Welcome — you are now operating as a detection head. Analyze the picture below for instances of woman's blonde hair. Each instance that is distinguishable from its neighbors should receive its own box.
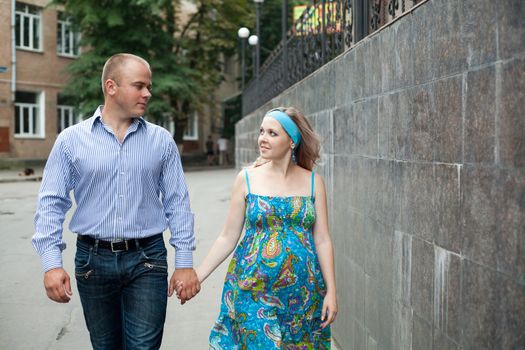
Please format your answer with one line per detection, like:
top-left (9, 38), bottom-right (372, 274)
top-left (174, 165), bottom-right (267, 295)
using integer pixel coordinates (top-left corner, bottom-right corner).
top-left (254, 106), bottom-right (320, 170)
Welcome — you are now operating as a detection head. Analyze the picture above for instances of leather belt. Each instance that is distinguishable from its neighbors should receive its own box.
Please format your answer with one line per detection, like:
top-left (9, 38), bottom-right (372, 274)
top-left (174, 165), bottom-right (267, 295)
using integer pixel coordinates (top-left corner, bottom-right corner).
top-left (77, 234), bottom-right (161, 252)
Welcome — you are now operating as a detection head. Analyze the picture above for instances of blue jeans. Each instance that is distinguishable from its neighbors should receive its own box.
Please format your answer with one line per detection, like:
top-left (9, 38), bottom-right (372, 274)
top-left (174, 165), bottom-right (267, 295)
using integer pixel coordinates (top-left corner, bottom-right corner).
top-left (75, 235), bottom-right (168, 350)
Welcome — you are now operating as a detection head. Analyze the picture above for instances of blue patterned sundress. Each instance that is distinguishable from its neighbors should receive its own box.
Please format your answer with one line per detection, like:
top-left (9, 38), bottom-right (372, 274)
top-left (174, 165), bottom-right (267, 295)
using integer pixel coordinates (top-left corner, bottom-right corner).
top-left (209, 169), bottom-right (331, 349)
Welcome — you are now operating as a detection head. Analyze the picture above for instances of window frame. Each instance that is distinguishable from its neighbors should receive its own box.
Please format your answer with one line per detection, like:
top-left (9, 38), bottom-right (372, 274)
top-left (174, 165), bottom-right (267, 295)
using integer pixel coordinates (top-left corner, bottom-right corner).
top-left (14, 91), bottom-right (45, 139)
top-left (183, 112), bottom-right (199, 141)
top-left (15, 2), bottom-right (42, 52)
top-left (154, 113), bottom-right (199, 141)
top-left (56, 104), bottom-right (76, 133)
top-left (56, 12), bottom-right (80, 57)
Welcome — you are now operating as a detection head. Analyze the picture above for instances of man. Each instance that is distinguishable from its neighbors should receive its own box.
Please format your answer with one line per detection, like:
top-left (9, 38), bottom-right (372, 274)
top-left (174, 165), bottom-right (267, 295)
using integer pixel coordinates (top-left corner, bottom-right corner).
top-left (206, 135), bottom-right (215, 165)
top-left (217, 136), bottom-right (229, 165)
top-left (32, 53), bottom-right (200, 349)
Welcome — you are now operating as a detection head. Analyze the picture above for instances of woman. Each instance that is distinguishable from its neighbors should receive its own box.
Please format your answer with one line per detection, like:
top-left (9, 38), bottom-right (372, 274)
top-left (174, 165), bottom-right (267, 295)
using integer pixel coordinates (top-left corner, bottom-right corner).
top-left (178, 107), bottom-right (337, 348)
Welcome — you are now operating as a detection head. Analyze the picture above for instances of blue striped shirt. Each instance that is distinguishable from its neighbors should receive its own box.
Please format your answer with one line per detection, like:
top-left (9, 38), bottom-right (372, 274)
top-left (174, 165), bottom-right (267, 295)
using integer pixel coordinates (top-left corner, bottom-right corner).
top-left (33, 106), bottom-right (195, 272)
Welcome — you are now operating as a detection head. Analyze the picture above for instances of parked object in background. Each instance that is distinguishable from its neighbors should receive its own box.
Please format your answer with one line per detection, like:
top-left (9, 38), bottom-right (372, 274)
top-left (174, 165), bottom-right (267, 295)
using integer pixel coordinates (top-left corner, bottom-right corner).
top-left (19, 168), bottom-right (34, 176)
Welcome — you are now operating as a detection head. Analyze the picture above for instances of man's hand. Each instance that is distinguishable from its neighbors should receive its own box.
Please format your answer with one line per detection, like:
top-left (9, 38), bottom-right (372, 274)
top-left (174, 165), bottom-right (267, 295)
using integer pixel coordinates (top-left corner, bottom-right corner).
top-left (168, 268), bottom-right (200, 304)
top-left (44, 268), bottom-right (72, 303)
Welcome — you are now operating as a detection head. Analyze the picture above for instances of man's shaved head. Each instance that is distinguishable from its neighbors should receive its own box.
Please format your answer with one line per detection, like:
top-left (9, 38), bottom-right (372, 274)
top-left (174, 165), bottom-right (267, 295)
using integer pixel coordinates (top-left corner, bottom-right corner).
top-left (101, 53), bottom-right (151, 95)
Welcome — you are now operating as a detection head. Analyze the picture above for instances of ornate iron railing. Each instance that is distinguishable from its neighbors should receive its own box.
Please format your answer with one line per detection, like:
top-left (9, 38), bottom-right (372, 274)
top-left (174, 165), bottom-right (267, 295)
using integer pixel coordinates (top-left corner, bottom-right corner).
top-left (242, 0), bottom-right (425, 115)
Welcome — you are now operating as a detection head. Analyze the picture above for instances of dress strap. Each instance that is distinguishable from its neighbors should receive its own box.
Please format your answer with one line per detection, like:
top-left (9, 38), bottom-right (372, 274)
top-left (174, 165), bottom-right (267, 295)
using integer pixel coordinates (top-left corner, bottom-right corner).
top-left (244, 169), bottom-right (251, 194)
top-left (311, 171), bottom-right (315, 199)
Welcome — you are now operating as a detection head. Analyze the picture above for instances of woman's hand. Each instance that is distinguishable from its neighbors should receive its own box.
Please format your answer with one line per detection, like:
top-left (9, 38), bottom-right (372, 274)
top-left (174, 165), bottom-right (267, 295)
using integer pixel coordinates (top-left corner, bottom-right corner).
top-left (174, 280), bottom-right (183, 299)
top-left (321, 291), bottom-right (337, 329)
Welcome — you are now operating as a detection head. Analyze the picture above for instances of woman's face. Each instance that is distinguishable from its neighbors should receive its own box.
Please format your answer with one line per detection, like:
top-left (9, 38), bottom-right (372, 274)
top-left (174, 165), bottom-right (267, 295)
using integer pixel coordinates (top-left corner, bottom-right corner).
top-left (258, 116), bottom-right (292, 160)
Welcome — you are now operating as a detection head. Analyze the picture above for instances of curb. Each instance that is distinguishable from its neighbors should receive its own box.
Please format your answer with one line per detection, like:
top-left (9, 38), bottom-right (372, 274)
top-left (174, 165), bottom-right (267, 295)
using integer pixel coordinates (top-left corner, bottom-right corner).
top-left (0, 165), bottom-right (234, 183)
top-left (0, 175), bottom-right (43, 184)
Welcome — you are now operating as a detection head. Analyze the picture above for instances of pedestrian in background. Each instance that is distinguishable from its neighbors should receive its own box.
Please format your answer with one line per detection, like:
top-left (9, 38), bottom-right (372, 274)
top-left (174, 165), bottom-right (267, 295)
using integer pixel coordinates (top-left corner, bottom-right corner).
top-left (32, 53), bottom-right (200, 350)
top-left (217, 136), bottom-right (229, 165)
top-left (178, 106), bottom-right (337, 348)
top-left (206, 135), bottom-right (215, 166)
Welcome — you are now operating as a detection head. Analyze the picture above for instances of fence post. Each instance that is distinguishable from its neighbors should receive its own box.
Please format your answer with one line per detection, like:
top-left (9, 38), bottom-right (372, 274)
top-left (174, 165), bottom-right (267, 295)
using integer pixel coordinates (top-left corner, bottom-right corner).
top-left (322, 0), bottom-right (327, 64)
top-left (282, 0), bottom-right (288, 90)
top-left (354, 0), bottom-right (368, 42)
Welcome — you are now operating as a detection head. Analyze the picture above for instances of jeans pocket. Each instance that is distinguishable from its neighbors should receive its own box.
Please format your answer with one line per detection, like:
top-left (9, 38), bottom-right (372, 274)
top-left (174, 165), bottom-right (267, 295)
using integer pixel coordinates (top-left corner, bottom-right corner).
top-left (75, 242), bottom-right (93, 278)
top-left (139, 238), bottom-right (168, 273)
top-left (140, 236), bottom-right (167, 260)
top-left (143, 262), bottom-right (168, 271)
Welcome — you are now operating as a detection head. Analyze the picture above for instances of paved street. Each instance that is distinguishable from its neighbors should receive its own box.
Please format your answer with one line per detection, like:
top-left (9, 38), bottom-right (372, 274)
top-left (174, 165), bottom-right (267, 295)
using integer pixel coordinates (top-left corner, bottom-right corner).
top-left (0, 168), bottom-right (237, 349)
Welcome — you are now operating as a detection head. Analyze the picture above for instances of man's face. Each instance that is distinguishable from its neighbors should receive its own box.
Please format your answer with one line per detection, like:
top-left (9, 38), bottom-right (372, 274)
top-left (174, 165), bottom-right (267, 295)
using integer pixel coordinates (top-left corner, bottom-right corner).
top-left (112, 60), bottom-right (152, 117)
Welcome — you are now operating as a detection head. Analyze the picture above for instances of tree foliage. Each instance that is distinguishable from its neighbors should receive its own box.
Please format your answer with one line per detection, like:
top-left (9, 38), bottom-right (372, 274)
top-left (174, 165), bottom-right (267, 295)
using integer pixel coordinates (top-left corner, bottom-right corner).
top-left (258, 0), bottom-right (309, 65)
top-left (53, 0), bottom-right (252, 143)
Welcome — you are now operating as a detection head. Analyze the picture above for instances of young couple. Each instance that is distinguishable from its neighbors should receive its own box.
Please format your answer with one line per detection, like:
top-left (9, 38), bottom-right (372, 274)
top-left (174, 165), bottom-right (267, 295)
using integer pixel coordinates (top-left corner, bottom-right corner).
top-left (33, 53), bottom-right (337, 349)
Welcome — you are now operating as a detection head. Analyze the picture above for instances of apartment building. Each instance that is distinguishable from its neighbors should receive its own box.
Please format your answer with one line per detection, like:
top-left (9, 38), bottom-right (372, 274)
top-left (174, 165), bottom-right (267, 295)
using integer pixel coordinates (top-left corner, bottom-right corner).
top-left (0, 0), bottom-right (240, 160)
top-left (0, 0), bottom-right (80, 159)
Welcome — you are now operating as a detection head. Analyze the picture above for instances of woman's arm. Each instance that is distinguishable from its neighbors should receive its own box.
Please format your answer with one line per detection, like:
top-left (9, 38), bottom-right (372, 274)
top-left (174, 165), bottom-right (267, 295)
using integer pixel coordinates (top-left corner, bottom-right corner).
top-left (195, 170), bottom-right (248, 283)
top-left (312, 174), bottom-right (338, 328)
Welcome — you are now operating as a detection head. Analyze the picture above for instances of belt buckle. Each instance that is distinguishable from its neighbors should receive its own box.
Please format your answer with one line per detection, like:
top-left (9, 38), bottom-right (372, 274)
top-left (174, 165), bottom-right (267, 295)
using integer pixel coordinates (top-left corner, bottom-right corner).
top-left (110, 239), bottom-right (128, 252)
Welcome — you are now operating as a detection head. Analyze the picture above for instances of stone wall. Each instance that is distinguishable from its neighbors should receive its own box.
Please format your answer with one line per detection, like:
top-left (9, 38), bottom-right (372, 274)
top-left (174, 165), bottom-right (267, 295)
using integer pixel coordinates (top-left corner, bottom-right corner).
top-left (235, 0), bottom-right (524, 349)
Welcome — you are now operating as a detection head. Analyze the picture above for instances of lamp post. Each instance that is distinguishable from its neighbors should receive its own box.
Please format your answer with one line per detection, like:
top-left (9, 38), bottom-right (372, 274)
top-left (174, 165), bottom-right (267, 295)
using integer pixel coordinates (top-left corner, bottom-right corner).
top-left (282, 0), bottom-right (288, 89)
top-left (253, 0), bottom-right (264, 83)
top-left (237, 27), bottom-right (250, 91)
top-left (248, 34), bottom-right (258, 77)
top-left (248, 34), bottom-right (259, 100)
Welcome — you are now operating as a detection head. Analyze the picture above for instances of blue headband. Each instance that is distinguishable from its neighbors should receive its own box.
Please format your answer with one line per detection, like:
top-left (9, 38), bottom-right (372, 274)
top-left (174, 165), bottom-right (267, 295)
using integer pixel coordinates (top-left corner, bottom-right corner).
top-left (266, 109), bottom-right (302, 146)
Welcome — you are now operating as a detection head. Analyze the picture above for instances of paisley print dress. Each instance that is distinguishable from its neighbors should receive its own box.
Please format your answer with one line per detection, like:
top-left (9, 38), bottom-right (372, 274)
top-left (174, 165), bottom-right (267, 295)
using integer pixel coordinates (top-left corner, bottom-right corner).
top-left (209, 170), bottom-right (330, 349)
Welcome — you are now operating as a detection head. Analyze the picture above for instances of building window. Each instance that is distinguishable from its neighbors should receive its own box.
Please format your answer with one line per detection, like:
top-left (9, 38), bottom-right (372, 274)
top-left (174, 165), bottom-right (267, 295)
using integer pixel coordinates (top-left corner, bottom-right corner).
top-left (15, 91), bottom-right (44, 137)
top-left (153, 114), bottom-right (175, 136)
top-left (57, 95), bottom-right (77, 133)
top-left (152, 113), bottom-right (198, 141)
top-left (183, 112), bottom-right (198, 140)
top-left (15, 2), bottom-right (42, 51)
top-left (57, 105), bottom-right (75, 133)
top-left (57, 12), bottom-right (80, 57)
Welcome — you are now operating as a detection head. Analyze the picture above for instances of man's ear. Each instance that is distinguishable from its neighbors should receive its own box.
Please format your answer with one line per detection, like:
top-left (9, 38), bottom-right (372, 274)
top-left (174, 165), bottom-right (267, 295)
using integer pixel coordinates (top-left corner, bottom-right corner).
top-left (105, 79), bottom-right (117, 96)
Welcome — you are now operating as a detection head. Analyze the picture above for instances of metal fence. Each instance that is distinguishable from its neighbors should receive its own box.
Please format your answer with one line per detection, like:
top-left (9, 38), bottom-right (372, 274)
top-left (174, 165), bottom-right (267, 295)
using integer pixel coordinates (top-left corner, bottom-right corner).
top-left (242, 0), bottom-right (425, 115)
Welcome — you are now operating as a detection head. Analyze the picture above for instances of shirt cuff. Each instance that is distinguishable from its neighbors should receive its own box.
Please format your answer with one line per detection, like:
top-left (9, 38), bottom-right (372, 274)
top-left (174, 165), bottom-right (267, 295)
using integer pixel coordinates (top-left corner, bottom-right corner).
top-left (41, 248), bottom-right (63, 272)
top-left (174, 250), bottom-right (193, 269)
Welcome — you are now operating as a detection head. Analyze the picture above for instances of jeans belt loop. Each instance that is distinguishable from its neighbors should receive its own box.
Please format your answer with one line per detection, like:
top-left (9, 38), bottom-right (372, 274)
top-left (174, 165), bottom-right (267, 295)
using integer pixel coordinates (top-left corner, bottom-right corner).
top-left (94, 239), bottom-right (99, 254)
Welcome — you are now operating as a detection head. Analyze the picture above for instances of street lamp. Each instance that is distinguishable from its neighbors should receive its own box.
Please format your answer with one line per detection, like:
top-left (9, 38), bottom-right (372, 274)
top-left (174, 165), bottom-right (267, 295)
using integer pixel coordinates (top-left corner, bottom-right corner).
top-left (248, 35), bottom-right (259, 97)
top-left (237, 27), bottom-right (250, 91)
top-left (248, 35), bottom-right (258, 47)
top-left (253, 0), bottom-right (264, 82)
top-left (248, 34), bottom-right (259, 78)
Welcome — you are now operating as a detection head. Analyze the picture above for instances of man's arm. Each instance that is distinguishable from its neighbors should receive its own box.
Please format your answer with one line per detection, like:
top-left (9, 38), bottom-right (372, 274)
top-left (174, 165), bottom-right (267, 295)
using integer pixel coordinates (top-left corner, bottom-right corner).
top-left (32, 136), bottom-right (75, 302)
top-left (159, 137), bottom-right (199, 302)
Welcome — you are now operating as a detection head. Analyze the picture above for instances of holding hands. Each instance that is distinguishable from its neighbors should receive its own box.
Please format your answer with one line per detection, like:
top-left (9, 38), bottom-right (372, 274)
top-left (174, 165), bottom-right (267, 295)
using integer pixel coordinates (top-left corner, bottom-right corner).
top-left (168, 268), bottom-right (201, 304)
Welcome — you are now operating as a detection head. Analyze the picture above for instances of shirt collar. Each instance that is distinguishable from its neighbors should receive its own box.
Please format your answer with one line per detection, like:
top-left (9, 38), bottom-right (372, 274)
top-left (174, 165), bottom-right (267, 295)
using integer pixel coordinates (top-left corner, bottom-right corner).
top-left (89, 105), bottom-right (147, 132)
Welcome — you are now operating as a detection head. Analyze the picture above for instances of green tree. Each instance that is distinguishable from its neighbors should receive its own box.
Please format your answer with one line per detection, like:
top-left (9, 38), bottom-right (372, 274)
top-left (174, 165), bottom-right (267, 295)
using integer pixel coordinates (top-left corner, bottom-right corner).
top-left (256, 0), bottom-right (309, 66)
top-left (53, 0), bottom-right (252, 144)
